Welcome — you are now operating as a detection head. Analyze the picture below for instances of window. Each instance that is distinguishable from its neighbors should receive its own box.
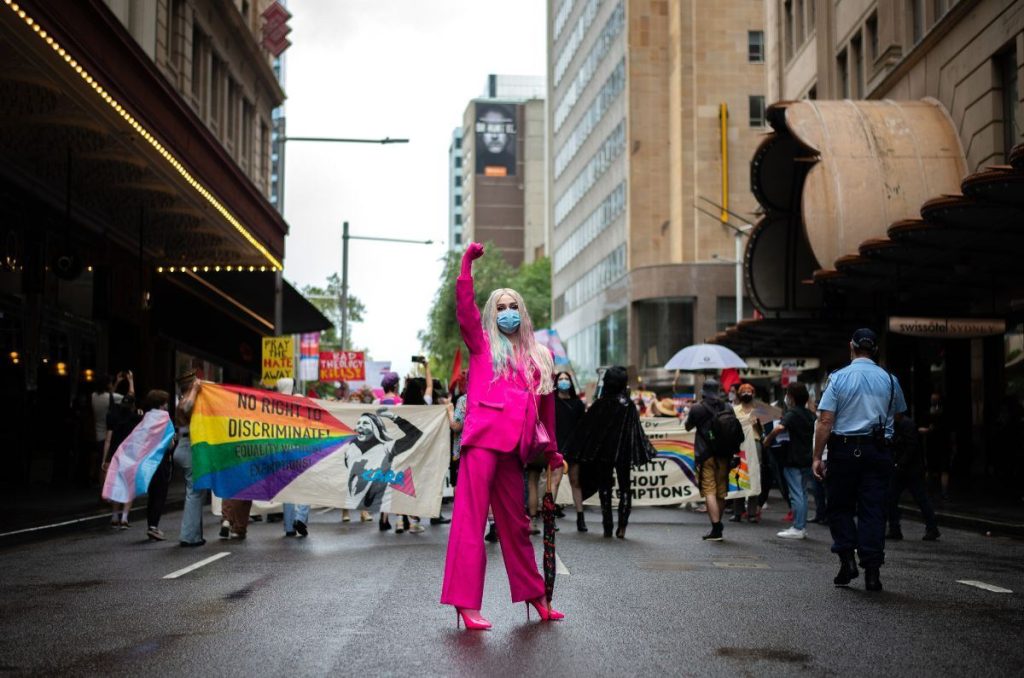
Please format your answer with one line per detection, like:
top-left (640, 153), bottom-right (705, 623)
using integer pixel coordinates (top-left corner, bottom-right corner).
top-left (553, 120), bottom-right (626, 226)
top-left (553, 181), bottom-right (626, 272)
top-left (241, 100), bottom-right (254, 173)
top-left (563, 308), bottom-right (627, 387)
top-left (911, 0), bottom-right (925, 44)
top-left (554, 58), bottom-right (625, 178)
top-left (636, 298), bottom-right (694, 369)
top-left (851, 34), bottom-right (863, 98)
top-left (716, 297), bottom-right (752, 331)
top-left (866, 13), bottom-right (878, 63)
top-left (167, 0), bottom-right (185, 70)
top-left (455, 175), bottom-right (463, 187)
top-left (259, 121), bottom-right (269, 189)
top-left (997, 48), bottom-right (1020, 161)
top-left (455, 214), bottom-right (463, 225)
top-left (748, 31), bottom-right (764, 63)
top-left (210, 53), bottom-right (224, 130)
top-left (190, 24), bottom-right (207, 110)
top-left (837, 49), bottom-right (849, 98)
top-left (553, 2), bottom-right (625, 131)
top-left (933, 0), bottom-right (949, 20)
top-left (455, 195), bottom-right (462, 206)
top-left (454, 233), bottom-right (462, 245)
top-left (227, 79), bottom-right (239, 148)
top-left (455, 156), bottom-right (462, 168)
top-left (784, 1), bottom-right (794, 60)
top-left (748, 95), bottom-right (766, 127)
top-left (795, 0), bottom-right (805, 45)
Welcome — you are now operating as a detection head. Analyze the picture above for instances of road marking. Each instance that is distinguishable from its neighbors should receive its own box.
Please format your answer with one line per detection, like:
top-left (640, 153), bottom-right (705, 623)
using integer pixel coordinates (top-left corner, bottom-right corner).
top-left (555, 553), bottom-right (570, 575)
top-left (713, 561), bottom-right (770, 569)
top-left (163, 552), bottom-right (231, 579)
top-left (957, 580), bottom-right (1013, 594)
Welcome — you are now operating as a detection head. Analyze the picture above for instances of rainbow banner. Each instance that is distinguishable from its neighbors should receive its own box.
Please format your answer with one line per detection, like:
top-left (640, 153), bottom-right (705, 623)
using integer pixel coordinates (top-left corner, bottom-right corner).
top-left (556, 418), bottom-right (760, 507)
top-left (102, 409), bottom-right (175, 504)
top-left (190, 383), bottom-right (451, 516)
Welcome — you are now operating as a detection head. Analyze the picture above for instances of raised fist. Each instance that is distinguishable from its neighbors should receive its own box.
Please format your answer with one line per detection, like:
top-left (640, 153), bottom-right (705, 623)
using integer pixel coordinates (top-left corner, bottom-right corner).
top-left (466, 242), bottom-right (485, 260)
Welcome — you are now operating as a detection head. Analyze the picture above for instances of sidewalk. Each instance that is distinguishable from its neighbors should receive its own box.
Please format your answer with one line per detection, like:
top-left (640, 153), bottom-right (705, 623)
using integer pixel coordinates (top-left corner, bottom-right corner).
top-left (0, 478), bottom-right (186, 546)
top-left (898, 480), bottom-right (1024, 538)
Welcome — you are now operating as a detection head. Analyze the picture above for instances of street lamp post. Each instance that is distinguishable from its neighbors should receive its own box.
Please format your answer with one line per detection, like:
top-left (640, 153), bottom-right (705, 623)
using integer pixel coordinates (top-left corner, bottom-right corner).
top-left (696, 199), bottom-right (752, 326)
top-left (338, 221), bottom-right (433, 349)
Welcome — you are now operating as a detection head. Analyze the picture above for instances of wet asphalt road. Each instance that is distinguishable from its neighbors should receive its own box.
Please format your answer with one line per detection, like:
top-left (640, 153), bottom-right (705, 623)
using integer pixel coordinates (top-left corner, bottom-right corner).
top-left (0, 504), bottom-right (1021, 677)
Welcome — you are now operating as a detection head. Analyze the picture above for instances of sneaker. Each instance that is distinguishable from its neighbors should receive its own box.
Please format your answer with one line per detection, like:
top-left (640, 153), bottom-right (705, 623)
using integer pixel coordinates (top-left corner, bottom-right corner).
top-left (229, 532), bottom-right (246, 540)
top-left (408, 523), bottom-right (425, 534)
top-left (284, 531), bottom-right (297, 537)
top-left (294, 520), bottom-right (308, 537)
top-left (219, 521), bottom-right (230, 540)
top-left (119, 521), bottom-right (130, 530)
top-left (529, 516), bottom-right (540, 535)
top-left (146, 526), bottom-right (166, 541)
top-left (179, 539), bottom-right (206, 547)
top-left (922, 528), bottom-right (941, 541)
top-left (776, 527), bottom-right (807, 539)
top-left (360, 511), bottom-right (373, 522)
top-left (429, 516), bottom-right (451, 525)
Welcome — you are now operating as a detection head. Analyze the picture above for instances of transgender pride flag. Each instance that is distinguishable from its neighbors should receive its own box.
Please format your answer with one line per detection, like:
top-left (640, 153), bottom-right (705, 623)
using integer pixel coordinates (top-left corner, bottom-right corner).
top-left (102, 409), bottom-right (176, 503)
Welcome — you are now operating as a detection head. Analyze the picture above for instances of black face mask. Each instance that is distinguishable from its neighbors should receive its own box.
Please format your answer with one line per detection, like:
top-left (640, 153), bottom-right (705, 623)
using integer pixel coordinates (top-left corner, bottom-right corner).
top-left (739, 394), bottom-right (753, 403)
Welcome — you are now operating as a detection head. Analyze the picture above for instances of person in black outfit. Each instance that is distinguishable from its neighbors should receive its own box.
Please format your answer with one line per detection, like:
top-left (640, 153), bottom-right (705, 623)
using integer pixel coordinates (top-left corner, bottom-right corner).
top-left (102, 394), bottom-right (142, 529)
top-left (887, 411), bottom-right (940, 541)
top-left (566, 366), bottom-right (655, 538)
top-left (553, 371), bottom-right (587, 531)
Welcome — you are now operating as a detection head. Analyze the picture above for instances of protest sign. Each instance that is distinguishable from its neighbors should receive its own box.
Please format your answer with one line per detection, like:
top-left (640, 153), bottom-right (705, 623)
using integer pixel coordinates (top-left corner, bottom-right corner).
top-left (261, 336), bottom-right (295, 386)
top-left (299, 333), bottom-right (320, 381)
top-left (319, 351), bottom-right (366, 382)
top-left (191, 383), bottom-right (449, 517)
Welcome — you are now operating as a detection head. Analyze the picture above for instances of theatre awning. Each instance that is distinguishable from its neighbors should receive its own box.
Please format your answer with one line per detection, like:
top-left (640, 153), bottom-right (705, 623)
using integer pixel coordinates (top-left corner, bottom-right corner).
top-left (0, 1), bottom-right (287, 270)
top-left (166, 271), bottom-right (332, 336)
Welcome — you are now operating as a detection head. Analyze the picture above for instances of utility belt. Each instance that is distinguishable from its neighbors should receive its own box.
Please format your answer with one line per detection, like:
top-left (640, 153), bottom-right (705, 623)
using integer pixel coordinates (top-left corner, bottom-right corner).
top-left (828, 433), bottom-right (892, 459)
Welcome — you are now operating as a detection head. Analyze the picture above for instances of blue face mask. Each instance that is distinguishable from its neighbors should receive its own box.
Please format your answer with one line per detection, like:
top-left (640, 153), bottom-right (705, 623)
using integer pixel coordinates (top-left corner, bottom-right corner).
top-left (557, 379), bottom-right (571, 391)
top-left (497, 309), bottom-right (521, 334)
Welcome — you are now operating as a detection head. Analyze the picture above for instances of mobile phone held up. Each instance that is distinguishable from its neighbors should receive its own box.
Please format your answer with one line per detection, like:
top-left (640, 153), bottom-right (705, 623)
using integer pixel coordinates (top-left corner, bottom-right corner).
top-left (411, 355), bottom-right (426, 364)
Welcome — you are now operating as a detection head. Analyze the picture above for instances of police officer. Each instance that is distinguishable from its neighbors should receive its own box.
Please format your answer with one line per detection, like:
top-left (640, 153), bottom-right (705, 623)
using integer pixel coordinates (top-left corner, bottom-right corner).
top-left (813, 328), bottom-right (906, 592)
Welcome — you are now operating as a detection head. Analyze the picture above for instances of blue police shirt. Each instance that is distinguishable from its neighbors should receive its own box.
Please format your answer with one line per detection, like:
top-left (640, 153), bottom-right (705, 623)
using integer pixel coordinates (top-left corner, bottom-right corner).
top-left (817, 358), bottom-right (906, 438)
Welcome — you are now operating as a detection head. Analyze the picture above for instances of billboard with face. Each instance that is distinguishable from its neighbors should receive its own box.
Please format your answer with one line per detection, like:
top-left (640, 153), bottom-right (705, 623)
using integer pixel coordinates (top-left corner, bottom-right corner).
top-left (474, 102), bottom-right (517, 177)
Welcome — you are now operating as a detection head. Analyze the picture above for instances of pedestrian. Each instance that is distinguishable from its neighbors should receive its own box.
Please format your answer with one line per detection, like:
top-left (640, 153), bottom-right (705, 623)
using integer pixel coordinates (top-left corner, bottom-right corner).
top-left (565, 366), bottom-right (655, 538)
top-left (553, 371), bottom-right (587, 531)
top-left (92, 372), bottom-right (131, 486)
top-left (730, 383), bottom-right (763, 523)
top-left (813, 328), bottom-right (907, 592)
top-left (923, 392), bottom-right (954, 500)
top-left (440, 242), bottom-right (564, 629)
top-left (395, 365), bottom-right (433, 534)
top-left (379, 372), bottom-right (403, 406)
top-left (140, 389), bottom-right (174, 541)
top-left (101, 389), bottom-right (142, 529)
top-left (276, 378), bottom-right (312, 538)
top-left (764, 383), bottom-right (816, 539)
top-left (887, 411), bottom-right (940, 541)
top-left (685, 378), bottom-right (744, 541)
top-left (173, 370), bottom-right (206, 547)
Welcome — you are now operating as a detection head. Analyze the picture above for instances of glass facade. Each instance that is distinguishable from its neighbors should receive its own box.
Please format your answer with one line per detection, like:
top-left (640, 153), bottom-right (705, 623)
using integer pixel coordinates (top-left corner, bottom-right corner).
top-left (553, 0), bottom-right (576, 42)
top-left (556, 244), bottom-right (626, 314)
top-left (554, 1), bottom-right (625, 131)
top-left (553, 181), bottom-right (625, 272)
top-left (554, 120), bottom-right (625, 226)
top-left (553, 0), bottom-right (604, 87)
top-left (564, 307), bottom-right (628, 388)
top-left (635, 298), bottom-right (695, 369)
top-left (554, 58), bottom-right (625, 178)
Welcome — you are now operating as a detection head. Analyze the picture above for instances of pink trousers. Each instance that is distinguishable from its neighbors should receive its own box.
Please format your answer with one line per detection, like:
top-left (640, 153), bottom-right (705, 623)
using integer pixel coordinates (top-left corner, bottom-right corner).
top-left (440, 446), bottom-right (545, 609)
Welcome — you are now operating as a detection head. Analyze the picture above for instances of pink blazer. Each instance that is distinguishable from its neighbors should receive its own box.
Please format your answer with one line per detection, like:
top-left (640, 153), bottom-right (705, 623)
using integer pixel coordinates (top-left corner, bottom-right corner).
top-left (456, 260), bottom-right (562, 469)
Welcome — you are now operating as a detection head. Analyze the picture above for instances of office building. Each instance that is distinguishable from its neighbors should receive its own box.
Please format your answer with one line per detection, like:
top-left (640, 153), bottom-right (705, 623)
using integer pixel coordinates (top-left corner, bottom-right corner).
top-left (548, 0), bottom-right (767, 386)
top-left (458, 75), bottom-right (547, 266)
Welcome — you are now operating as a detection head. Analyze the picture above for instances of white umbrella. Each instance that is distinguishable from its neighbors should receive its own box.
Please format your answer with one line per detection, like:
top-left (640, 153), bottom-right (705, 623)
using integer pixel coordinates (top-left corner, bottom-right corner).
top-left (664, 344), bottom-right (747, 371)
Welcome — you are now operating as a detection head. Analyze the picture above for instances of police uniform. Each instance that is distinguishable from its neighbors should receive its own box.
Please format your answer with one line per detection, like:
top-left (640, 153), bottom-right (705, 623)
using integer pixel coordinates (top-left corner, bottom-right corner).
top-left (819, 352), bottom-right (906, 576)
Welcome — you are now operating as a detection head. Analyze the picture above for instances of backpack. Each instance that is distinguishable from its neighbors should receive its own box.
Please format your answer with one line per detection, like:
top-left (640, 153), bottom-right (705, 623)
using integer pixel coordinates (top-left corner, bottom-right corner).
top-left (705, 408), bottom-right (745, 458)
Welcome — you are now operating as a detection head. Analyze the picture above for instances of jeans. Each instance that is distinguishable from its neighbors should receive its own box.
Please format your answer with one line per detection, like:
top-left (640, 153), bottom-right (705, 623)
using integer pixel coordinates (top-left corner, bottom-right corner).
top-left (173, 437), bottom-right (206, 544)
top-left (283, 503), bottom-right (310, 533)
top-left (888, 470), bottom-right (938, 532)
top-left (783, 466), bottom-right (814, 530)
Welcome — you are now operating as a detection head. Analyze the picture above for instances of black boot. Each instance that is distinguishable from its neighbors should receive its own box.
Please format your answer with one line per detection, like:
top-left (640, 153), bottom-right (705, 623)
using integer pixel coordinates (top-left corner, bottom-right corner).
top-left (864, 567), bottom-right (883, 591)
top-left (599, 489), bottom-right (613, 538)
top-left (701, 522), bottom-right (724, 541)
top-left (616, 490), bottom-right (631, 538)
top-left (576, 512), bottom-right (588, 532)
top-left (833, 552), bottom-right (860, 587)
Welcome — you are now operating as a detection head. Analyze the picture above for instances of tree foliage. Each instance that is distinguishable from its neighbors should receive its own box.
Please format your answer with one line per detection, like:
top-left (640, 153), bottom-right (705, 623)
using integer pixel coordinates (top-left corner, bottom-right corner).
top-left (420, 244), bottom-right (552, 381)
top-left (301, 272), bottom-right (366, 350)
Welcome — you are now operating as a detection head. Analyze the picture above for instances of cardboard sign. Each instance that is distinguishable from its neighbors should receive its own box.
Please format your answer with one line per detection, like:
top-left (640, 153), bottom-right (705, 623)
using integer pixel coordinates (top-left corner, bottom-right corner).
top-left (261, 336), bottom-right (295, 386)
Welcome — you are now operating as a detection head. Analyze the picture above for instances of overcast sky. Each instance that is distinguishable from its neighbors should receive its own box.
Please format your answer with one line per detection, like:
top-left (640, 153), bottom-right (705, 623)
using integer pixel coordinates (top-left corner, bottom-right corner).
top-left (281, 1), bottom-right (546, 382)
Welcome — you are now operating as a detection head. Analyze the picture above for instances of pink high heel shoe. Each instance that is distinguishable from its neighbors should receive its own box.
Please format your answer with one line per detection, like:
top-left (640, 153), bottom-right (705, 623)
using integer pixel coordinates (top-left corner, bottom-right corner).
top-left (526, 597), bottom-right (565, 621)
top-left (455, 607), bottom-right (492, 630)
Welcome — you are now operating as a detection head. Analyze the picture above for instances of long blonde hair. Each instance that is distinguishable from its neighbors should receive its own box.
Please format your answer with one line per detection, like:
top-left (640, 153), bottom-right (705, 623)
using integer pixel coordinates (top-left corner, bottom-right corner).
top-left (481, 287), bottom-right (554, 395)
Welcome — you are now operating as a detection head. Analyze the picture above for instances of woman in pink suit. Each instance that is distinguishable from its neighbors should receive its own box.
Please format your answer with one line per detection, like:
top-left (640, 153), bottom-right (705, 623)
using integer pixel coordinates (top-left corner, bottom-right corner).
top-left (441, 242), bottom-right (566, 630)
